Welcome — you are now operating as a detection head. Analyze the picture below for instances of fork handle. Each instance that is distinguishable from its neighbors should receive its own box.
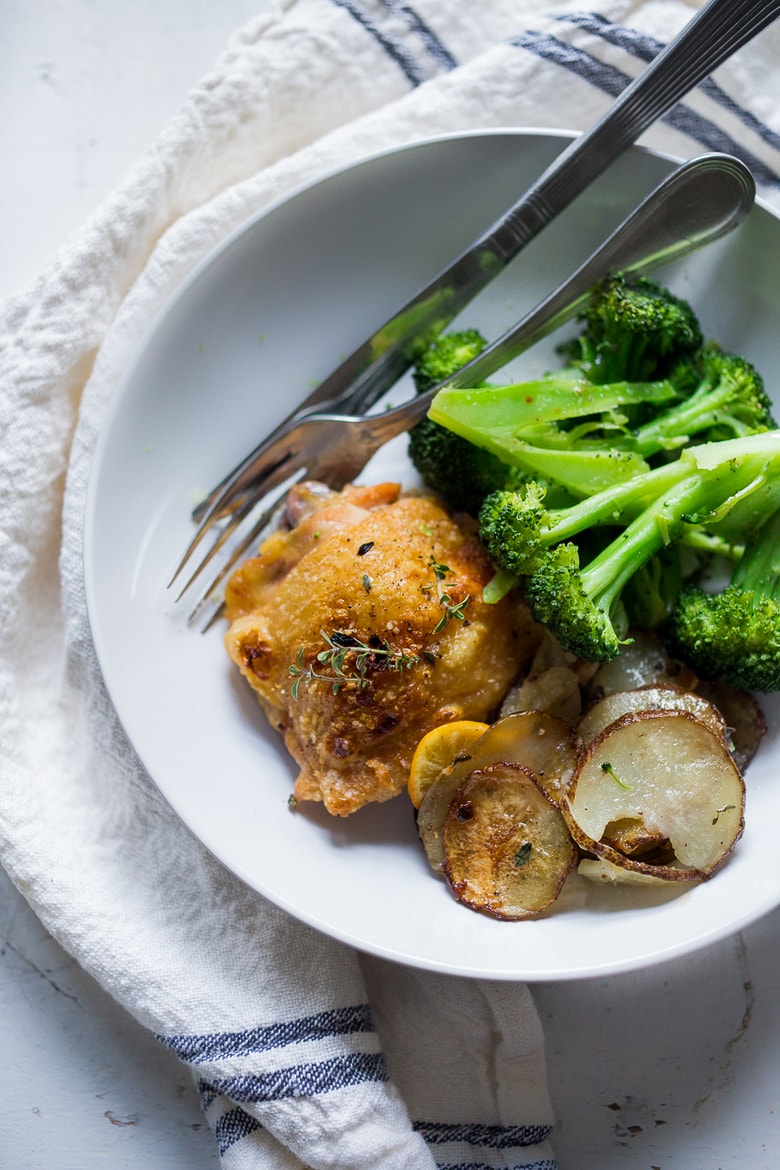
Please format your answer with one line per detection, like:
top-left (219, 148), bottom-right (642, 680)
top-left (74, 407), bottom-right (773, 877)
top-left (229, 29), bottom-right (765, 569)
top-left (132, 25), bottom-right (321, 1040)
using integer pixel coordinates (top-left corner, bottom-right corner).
top-left (336, 0), bottom-right (778, 415)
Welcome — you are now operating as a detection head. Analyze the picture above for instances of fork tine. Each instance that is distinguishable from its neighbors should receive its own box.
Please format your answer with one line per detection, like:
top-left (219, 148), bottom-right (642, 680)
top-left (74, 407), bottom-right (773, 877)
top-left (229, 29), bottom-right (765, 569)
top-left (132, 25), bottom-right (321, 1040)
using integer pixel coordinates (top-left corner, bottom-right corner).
top-left (168, 428), bottom-right (311, 592)
top-left (176, 469), bottom-right (301, 606)
top-left (191, 597), bottom-right (226, 634)
top-left (172, 491), bottom-right (264, 602)
top-left (183, 419), bottom-right (379, 623)
top-left (185, 484), bottom-right (300, 625)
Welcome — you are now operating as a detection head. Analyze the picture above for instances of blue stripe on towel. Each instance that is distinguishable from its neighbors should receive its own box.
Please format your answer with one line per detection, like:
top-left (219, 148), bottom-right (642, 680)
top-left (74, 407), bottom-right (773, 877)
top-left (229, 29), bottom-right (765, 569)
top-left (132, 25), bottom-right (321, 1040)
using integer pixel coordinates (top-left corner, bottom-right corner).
top-left (510, 28), bottom-right (780, 188)
top-left (206, 1051), bottom-right (388, 1102)
top-left (157, 1003), bottom-right (374, 1063)
top-left (415, 1122), bottom-right (554, 1148)
top-left (511, 29), bottom-right (626, 94)
top-left (560, 11), bottom-right (780, 156)
top-left (376, 0), bottom-right (457, 70)
top-left (213, 1106), bottom-right (263, 1155)
top-left (331, 0), bottom-right (432, 85)
top-left (433, 1162), bottom-right (558, 1170)
top-left (197, 1079), bottom-right (221, 1111)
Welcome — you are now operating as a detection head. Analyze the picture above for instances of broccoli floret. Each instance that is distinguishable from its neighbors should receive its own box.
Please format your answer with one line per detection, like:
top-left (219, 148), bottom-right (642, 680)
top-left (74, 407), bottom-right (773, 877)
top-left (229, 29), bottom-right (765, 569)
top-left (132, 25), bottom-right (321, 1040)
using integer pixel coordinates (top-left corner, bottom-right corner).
top-left (525, 541), bottom-right (628, 661)
top-left (478, 482), bottom-right (549, 579)
top-left (479, 484), bottom-right (688, 630)
top-left (623, 347), bottom-right (776, 456)
top-left (408, 416), bottom-right (521, 514)
top-left (408, 328), bottom-right (520, 513)
top-left (429, 374), bottom-right (679, 495)
top-left (520, 432), bottom-right (780, 662)
top-left (667, 505), bottom-right (780, 692)
top-left (559, 273), bottom-right (702, 385)
top-left (412, 328), bottom-right (490, 393)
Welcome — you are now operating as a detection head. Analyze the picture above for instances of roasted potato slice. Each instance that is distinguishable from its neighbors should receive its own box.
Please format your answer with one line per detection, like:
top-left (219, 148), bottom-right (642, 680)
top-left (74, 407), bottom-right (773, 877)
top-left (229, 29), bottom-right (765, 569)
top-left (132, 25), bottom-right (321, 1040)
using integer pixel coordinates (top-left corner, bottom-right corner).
top-left (501, 665), bottom-right (583, 727)
top-left (500, 630), bottom-right (597, 726)
top-left (694, 678), bottom-right (767, 771)
top-left (564, 710), bottom-right (745, 880)
top-left (577, 684), bottom-right (728, 747)
top-left (416, 711), bottom-right (581, 873)
top-left (586, 630), bottom-right (696, 699)
top-left (578, 856), bottom-right (695, 887)
top-left (442, 762), bottom-right (577, 920)
top-left (600, 816), bottom-right (675, 863)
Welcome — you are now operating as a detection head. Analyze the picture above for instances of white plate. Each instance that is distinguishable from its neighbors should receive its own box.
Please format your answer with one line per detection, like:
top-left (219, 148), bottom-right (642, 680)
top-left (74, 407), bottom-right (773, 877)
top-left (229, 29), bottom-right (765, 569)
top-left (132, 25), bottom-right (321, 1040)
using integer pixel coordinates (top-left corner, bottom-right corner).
top-left (85, 130), bottom-right (780, 980)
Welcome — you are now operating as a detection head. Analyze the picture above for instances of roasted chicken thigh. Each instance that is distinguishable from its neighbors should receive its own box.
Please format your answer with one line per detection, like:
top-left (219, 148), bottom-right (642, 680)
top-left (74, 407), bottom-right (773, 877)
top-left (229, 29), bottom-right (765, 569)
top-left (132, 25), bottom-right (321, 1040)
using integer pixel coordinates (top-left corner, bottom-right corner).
top-left (224, 481), bottom-right (536, 816)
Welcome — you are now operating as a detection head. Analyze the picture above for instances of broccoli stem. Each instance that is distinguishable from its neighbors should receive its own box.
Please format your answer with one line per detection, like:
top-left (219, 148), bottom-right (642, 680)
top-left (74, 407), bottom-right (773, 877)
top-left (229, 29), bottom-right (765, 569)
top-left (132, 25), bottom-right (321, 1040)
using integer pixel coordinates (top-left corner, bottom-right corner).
top-left (731, 506), bottom-right (780, 601)
top-left (481, 442), bottom-right (777, 605)
top-left (430, 376), bottom-right (676, 437)
top-left (543, 457), bottom-right (691, 543)
top-left (587, 448), bottom-right (778, 600)
top-left (428, 377), bottom-right (680, 494)
top-left (630, 383), bottom-right (756, 455)
top-left (578, 475), bottom-right (712, 615)
top-left (555, 453), bottom-right (778, 651)
top-left (502, 443), bottom-right (649, 495)
top-left (629, 388), bottom-right (734, 455)
top-left (482, 566), bottom-right (519, 605)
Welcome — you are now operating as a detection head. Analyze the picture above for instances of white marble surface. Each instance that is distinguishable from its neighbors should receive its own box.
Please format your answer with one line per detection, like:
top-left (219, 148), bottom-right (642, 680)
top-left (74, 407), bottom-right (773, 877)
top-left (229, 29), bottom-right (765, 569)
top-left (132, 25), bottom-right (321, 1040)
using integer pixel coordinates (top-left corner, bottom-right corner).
top-left (3, 2), bottom-right (780, 1167)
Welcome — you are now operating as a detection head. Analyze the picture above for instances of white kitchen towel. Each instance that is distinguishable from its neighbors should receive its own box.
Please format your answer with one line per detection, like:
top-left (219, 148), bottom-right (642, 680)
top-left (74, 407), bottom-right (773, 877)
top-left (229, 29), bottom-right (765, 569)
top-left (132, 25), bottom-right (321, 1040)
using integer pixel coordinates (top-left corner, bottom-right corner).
top-left (2, 2), bottom-right (780, 1168)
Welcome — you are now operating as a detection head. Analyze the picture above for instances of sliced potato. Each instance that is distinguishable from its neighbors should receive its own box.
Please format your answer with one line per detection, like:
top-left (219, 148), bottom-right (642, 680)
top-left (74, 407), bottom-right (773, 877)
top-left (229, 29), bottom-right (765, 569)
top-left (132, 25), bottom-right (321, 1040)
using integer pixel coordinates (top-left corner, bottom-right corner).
top-left (578, 856), bottom-right (700, 888)
top-left (577, 684), bottom-right (728, 747)
top-left (694, 678), bottom-right (767, 771)
top-left (416, 711), bottom-right (581, 873)
top-left (600, 816), bottom-right (675, 863)
top-left (442, 762), bottom-right (577, 920)
top-left (407, 720), bottom-right (490, 809)
top-left (586, 630), bottom-right (697, 699)
top-left (500, 630), bottom-right (598, 725)
top-left (501, 665), bottom-right (583, 726)
top-left (564, 710), bottom-right (745, 880)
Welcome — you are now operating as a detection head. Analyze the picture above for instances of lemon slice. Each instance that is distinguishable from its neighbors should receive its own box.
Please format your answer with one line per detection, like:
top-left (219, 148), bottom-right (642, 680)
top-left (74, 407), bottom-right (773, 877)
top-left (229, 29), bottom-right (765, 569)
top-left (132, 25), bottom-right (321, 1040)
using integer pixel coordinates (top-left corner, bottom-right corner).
top-left (407, 720), bottom-right (490, 809)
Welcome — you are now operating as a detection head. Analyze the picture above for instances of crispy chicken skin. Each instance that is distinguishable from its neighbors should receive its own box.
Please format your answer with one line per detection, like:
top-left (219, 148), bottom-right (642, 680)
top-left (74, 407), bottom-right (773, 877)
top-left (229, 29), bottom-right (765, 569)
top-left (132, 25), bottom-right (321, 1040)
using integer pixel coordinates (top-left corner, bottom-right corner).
top-left (224, 482), bottom-right (538, 816)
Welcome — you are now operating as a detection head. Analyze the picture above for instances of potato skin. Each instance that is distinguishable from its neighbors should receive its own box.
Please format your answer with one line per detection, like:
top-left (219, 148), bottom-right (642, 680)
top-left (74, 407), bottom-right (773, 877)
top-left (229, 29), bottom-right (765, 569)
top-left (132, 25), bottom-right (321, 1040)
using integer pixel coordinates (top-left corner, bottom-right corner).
top-left (442, 762), bottom-right (577, 920)
top-left (563, 709), bottom-right (745, 881)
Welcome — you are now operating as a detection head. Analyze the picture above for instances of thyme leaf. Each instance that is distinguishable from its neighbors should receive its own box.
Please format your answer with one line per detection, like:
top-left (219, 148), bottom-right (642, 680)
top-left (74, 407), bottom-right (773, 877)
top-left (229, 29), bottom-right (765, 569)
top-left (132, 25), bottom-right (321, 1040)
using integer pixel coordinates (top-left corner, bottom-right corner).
top-left (601, 761), bottom-right (633, 790)
top-left (433, 592), bottom-right (470, 633)
top-left (428, 554), bottom-right (451, 580)
top-left (514, 842), bottom-right (533, 867)
top-left (289, 629), bottom-right (420, 696)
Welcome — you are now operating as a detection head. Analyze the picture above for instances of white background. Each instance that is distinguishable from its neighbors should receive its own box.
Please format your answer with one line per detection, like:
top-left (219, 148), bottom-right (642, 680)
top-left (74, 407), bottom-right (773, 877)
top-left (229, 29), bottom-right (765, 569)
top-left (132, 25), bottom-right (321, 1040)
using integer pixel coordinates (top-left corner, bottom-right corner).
top-left (3, 2), bottom-right (780, 1167)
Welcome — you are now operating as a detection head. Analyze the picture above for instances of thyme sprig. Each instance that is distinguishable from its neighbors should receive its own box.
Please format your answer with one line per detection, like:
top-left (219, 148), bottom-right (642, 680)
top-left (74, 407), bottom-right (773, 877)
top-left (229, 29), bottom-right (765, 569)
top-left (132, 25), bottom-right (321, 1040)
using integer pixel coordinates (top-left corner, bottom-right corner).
top-left (289, 630), bottom-right (420, 697)
top-left (428, 554), bottom-right (470, 633)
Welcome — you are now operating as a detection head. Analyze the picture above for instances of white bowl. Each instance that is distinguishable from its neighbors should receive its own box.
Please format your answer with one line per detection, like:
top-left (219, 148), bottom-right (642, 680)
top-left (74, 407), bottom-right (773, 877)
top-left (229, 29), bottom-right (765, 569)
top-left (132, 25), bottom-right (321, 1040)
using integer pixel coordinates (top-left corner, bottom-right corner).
top-left (85, 130), bottom-right (780, 980)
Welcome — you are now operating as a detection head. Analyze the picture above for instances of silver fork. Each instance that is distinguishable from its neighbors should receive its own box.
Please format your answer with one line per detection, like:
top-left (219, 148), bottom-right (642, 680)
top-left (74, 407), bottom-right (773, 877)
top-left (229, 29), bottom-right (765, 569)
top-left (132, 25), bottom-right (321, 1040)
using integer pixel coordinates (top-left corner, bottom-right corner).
top-left (178, 151), bottom-right (755, 624)
top-left (179, 0), bottom-right (779, 553)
